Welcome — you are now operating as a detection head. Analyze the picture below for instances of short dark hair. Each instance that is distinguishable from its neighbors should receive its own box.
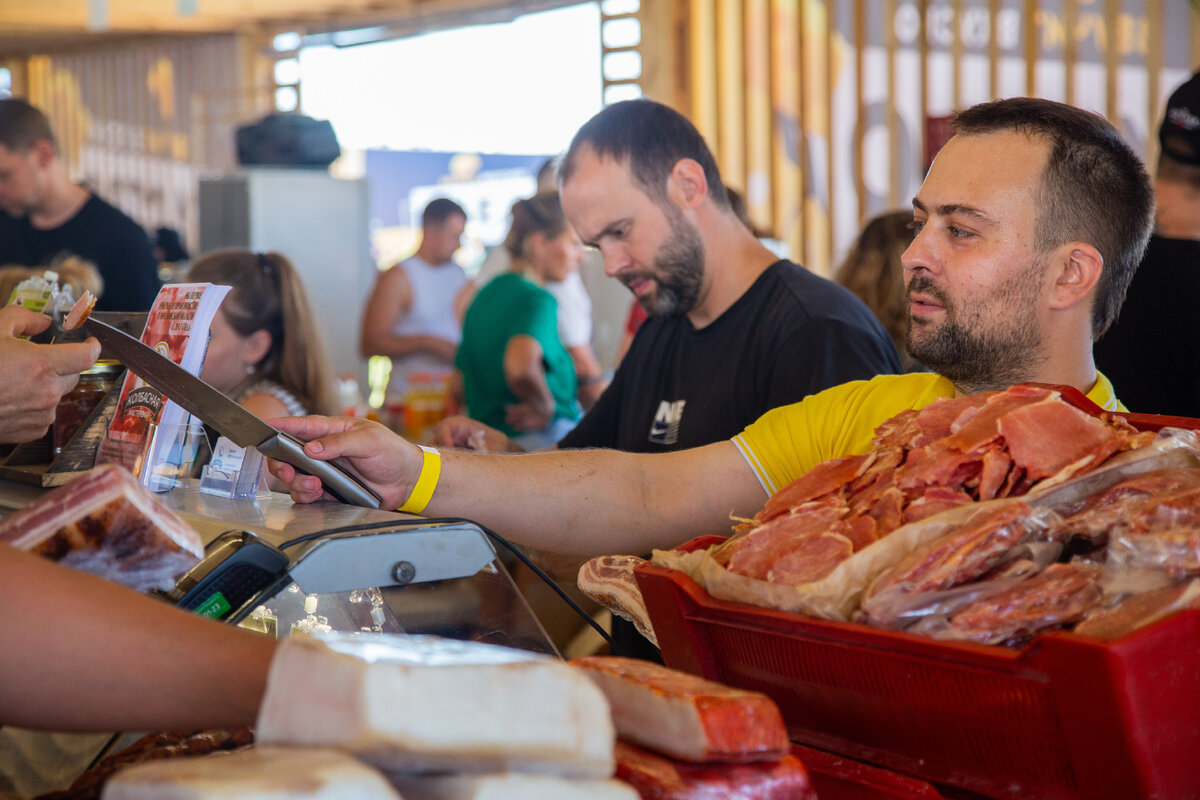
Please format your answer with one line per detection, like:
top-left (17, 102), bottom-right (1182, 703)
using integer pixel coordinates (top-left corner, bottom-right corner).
top-left (559, 99), bottom-right (730, 210)
top-left (952, 97), bottom-right (1154, 339)
top-left (0, 98), bottom-right (56, 152)
top-left (422, 197), bottom-right (466, 228)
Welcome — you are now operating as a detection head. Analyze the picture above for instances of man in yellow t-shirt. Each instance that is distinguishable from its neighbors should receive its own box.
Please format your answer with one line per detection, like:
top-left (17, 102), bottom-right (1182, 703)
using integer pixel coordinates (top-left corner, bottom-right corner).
top-left (268, 97), bottom-right (1156, 561)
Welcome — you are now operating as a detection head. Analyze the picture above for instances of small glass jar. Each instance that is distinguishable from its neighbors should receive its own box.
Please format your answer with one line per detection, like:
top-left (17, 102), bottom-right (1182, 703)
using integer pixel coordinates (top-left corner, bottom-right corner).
top-left (53, 360), bottom-right (122, 454)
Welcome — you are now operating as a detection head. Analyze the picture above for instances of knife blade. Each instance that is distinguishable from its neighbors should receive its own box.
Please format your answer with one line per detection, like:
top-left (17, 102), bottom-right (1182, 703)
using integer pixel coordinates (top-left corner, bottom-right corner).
top-left (84, 317), bottom-right (383, 509)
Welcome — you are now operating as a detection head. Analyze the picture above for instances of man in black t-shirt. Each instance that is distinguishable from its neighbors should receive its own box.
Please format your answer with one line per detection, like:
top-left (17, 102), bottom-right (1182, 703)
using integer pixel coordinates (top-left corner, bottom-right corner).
top-left (0, 98), bottom-right (160, 312)
top-left (1095, 73), bottom-right (1200, 417)
top-left (440, 100), bottom-right (901, 455)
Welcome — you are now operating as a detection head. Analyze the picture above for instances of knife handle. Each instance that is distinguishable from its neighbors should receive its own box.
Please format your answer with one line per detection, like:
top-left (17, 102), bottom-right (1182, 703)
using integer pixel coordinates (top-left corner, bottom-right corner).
top-left (257, 433), bottom-right (383, 509)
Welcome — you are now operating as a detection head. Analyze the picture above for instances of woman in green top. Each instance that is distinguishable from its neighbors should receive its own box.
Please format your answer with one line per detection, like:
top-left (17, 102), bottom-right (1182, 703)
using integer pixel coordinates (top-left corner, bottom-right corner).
top-left (456, 191), bottom-right (583, 449)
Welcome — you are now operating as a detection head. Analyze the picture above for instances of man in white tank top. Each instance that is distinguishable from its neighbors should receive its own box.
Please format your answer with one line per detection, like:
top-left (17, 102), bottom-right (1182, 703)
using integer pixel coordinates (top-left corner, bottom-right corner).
top-left (360, 198), bottom-right (474, 404)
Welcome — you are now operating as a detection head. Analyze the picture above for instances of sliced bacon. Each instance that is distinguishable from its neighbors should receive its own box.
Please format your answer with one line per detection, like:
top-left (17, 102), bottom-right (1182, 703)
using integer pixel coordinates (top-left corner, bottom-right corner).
top-left (764, 532), bottom-right (855, 585)
top-left (722, 498), bottom-right (845, 578)
top-left (614, 741), bottom-right (814, 800)
top-left (572, 657), bottom-right (789, 763)
top-left (901, 486), bottom-right (974, 524)
top-left (998, 399), bottom-right (1126, 481)
top-left (977, 447), bottom-right (1013, 501)
top-left (910, 392), bottom-right (994, 448)
top-left (756, 452), bottom-right (872, 522)
top-left (0, 463), bottom-right (202, 592)
top-left (941, 386), bottom-right (1056, 453)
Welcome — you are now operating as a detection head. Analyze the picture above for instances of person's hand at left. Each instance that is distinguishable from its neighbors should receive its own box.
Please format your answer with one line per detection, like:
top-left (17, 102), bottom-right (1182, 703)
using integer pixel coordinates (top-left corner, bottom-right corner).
top-left (266, 415), bottom-right (423, 508)
top-left (0, 305), bottom-right (101, 443)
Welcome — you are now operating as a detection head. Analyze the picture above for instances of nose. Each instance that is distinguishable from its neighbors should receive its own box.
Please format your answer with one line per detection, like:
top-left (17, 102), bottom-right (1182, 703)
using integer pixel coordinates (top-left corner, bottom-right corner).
top-left (600, 244), bottom-right (631, 278)
top-left (901, 225), bottom-right (936, 279)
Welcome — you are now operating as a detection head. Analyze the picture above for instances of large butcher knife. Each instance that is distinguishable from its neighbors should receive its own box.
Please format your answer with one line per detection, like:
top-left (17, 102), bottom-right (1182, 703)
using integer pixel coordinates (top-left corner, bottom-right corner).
top-left (85, 317), bottom-right (382, 509)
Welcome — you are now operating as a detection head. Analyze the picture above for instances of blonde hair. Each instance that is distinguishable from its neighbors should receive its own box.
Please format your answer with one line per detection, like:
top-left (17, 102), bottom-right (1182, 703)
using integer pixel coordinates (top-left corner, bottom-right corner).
top-left (187, 249), bottom-right (337, 415)
top-left (49, 254), bottom-right (104, 299)
top-left (502, 191), bottom-right (570, 262)
top-left (835, 210), bottom-right (916, 371)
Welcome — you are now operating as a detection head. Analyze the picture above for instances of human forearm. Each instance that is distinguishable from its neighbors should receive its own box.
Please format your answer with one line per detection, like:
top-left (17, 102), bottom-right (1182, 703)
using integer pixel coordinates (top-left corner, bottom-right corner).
top-left (0, 545), bottom-right (275, 732)
top-left (269, 417), bottom-right (765, 557)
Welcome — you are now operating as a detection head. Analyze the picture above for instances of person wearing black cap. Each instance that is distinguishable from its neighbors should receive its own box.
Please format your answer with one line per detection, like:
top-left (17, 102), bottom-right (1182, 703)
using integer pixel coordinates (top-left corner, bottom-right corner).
top-left (1094, 71), bottom-right (1200, 418)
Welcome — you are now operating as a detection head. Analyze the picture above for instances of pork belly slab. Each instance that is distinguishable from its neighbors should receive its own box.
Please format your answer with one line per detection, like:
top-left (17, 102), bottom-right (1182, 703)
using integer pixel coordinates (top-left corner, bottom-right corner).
top-left (101, 746), bottom-right (402, 800)
top-left (0, 462), bottom-right (202, 592)
top-left (571, 657), bottom-right (788, 764)
top-left (257, 634), bottom-right (615, 778)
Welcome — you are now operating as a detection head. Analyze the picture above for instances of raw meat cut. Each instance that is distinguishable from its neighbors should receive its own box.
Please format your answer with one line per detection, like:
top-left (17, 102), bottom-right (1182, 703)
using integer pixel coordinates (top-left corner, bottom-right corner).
top-left (571, 656), bottom-right (788, 764)
top-left (256, 633), bottom-right (615, 778)
top-left (0, 462), bottom-right (202, 592)
top-left (101, 746), bottom-right (401, 799)
top-left (613, 741), bottom-right (814, 800)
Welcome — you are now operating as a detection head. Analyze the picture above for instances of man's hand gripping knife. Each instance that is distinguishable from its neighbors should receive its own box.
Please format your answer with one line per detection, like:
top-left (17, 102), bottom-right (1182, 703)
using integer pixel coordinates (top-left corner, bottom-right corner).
top-left (267, 416), bottom-right (438, 512)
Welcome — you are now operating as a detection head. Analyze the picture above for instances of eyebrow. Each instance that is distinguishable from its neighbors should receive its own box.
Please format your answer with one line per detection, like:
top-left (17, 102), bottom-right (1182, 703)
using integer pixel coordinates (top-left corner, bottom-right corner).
top-left (583, 218), bottom-right (630, 249)
top-left (911, 197), bottom-right (995, 225)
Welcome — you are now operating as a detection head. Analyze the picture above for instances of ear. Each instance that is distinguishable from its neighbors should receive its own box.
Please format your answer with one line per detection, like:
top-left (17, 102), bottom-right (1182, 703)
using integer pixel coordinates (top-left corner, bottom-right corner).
top-left (666, 158), bottom-right (709, 211)
top-left (242, 328), bottom-right (273, 367)
top-left (29, 139), bottom-right (55, 168)
top-left (1047, 242), bottom-right (1103, 311)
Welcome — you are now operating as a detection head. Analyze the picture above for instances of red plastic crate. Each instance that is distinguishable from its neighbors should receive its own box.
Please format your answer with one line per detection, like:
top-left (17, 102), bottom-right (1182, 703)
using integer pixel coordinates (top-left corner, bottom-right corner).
top-left (794, 744), bottom-right (956, 800)
top-left (637, 551), bottom-right (1200, 800)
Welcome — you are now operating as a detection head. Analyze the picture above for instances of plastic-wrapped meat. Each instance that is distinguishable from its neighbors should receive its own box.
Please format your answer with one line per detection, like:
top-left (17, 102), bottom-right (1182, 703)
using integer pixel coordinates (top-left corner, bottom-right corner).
top-left (1110, 524), bottom-right (1200, 578)
top-left (571, 656), bottom-right (788, 764)
top-left (859, 501), bottom-right (1050, 627)
top-left (0, 463), bottom-right (202, 592)
top-left (1056, 469), bottom-right (1200, 545)
top-left (934, 562), bottom-right (1104, 645)
top-left (614, 741), bottom-right (814, 800)
top-left (1074, 579), bottom-right (1200, 639)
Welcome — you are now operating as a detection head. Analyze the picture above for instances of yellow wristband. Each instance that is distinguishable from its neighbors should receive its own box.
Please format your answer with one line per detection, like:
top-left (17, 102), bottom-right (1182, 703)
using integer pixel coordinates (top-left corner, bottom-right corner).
top-left (397, 445), bottom-right (441, 514)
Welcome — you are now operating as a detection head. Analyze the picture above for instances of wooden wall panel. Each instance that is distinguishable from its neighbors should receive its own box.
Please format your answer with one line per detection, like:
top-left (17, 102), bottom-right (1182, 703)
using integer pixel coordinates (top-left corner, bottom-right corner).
top-left (11, 34), bottom-right (270, 255)
top-left (663, 0), bottom-right (1195, 275)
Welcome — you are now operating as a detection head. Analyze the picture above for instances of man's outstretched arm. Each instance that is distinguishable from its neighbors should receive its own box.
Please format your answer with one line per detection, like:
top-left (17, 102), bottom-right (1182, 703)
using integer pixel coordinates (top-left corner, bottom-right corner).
top-left (268, 416), bottom-right (766, 556)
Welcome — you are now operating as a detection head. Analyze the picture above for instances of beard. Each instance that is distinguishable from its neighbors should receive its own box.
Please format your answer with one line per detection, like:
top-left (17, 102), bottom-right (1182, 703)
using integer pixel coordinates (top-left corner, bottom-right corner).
top-left (625, 208), bottom-right (705, 317)
top-left (905, 260), bottom-right (1049, 394)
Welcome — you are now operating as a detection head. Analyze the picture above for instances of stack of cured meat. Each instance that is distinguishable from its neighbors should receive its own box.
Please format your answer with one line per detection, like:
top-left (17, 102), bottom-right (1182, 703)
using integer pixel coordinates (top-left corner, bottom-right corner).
top-left (636, 384), bottom-right (1200, 646)
top-left (0, 463), bottom-right (203, 592)
top-left (712, 384), bottom-right (1147, 587)
top-left (91, 637), bottom-right (815, 800)
top-left (572, 656), bottom-right (813, 800)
